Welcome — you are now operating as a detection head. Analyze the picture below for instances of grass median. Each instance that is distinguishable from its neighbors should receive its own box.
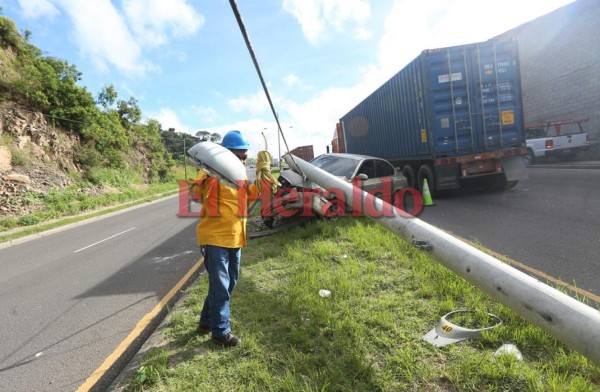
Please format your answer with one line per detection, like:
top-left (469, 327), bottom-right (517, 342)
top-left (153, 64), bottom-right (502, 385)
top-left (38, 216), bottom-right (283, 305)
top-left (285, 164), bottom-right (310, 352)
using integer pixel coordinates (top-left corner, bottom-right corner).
top-left (123, 217), bottom-right (600, 391)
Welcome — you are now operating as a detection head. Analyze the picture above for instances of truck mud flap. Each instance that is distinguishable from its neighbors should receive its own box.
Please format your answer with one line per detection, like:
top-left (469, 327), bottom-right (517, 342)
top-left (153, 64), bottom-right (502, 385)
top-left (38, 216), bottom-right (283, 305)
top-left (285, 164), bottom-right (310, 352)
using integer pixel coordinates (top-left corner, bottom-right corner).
top-left (501, 156), bottom-right (528, 181)
top-left (434, 165), bottom-right (460, 190)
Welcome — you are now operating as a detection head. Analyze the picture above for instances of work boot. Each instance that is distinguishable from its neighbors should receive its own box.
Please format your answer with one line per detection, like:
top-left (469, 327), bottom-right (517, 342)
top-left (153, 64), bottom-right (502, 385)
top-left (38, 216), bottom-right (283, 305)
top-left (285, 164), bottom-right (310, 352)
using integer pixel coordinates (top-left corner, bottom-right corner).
top-left (211, 333), bottom-right (241, 348)
top-left (196, 323), bottom-right (210, 335)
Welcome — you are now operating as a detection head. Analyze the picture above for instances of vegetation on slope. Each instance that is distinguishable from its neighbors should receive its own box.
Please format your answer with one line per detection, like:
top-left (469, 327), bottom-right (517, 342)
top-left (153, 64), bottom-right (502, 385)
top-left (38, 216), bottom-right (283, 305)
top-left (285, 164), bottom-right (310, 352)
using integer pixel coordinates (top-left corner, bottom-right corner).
top-left (0, 13), bottom-right (176, 182)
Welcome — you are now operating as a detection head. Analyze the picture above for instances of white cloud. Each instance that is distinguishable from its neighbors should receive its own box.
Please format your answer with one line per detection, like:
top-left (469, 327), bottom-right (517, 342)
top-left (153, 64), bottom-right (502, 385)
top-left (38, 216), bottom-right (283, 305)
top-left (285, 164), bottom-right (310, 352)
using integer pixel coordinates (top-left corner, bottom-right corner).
top-left (17, 0), bottom-right (59, 19)
top-left (282, 0), bottom-right (371, 45)
top-left (146, 107), bottom-right (191, 133)
top-left (123, 0), bottom-right (204, 47)
top-left (354, 27), bottom-right (372, 40)
top-left (228, 90), bottom-right (270, 116)
top-left (191, 105), bottom-right (219, 125)
top-left (54, 0), bottom-right (151, 75)
top-left (17, 0), bottom-right (202, 76)
top-left (372, 0), bottom-right (576, 82)
top-left (280, 84), bottom-right (376, 156)
top-left (282, 73), bottom-right (311, 90)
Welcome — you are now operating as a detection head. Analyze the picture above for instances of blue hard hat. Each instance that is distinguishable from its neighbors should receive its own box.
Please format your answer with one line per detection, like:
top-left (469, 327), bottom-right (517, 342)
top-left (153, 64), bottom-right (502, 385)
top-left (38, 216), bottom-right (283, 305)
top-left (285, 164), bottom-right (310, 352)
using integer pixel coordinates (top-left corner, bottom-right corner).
top-left (221, 130), bottom-right (249, 150)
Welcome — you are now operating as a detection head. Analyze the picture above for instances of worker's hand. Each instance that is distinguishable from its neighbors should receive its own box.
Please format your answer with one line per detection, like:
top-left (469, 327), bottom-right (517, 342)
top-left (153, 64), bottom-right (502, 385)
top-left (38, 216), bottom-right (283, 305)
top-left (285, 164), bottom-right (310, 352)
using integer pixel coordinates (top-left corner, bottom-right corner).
top-left (255, 150), bottom-right (280, 194)
top-left (188, 180), bottom-right (202, 202)
top-left (188, 170), bottom-right (208, 201)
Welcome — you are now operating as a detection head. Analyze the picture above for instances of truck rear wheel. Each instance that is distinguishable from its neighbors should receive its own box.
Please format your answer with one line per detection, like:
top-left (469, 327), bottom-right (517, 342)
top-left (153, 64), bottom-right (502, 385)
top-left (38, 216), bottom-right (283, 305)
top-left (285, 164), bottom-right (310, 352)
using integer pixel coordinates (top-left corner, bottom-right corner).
top-left (402, 165), bottom-right (416, 188)
top-left (417, 164), bottom-right (435, 196)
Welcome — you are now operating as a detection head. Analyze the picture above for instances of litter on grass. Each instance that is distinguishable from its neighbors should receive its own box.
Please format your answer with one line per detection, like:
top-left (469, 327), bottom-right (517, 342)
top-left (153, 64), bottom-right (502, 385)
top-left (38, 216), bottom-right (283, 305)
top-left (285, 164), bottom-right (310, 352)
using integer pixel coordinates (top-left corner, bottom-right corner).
top-left (422, 310), bottom-right (502, 347)
top-left (494, 343), bottom-right (523, 361)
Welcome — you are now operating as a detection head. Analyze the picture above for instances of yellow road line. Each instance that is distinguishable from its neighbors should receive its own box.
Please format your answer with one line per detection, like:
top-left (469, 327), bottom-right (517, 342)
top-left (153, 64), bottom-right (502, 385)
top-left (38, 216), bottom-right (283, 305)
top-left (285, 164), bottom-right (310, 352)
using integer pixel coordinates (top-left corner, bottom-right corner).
top-left (457, 235), bottom-right (600, 304)
top-left (485, 248), bottom-right (600, 304)
top-left (77, 257), bottom-right (204, 392)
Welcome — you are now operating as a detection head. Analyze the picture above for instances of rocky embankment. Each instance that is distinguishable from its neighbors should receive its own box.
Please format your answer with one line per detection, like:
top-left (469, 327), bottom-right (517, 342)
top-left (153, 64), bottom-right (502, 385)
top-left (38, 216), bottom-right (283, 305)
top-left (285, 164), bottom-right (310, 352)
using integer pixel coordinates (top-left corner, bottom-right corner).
top-left (0, 105), bottom-right (79, 218)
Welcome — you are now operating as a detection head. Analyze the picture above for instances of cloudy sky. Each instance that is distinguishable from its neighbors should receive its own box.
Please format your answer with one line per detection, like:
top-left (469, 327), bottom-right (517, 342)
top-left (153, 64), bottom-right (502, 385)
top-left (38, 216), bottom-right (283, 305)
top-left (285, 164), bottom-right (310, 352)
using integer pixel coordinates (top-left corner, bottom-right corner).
top-left (2, 0), bottom-right (574, 158)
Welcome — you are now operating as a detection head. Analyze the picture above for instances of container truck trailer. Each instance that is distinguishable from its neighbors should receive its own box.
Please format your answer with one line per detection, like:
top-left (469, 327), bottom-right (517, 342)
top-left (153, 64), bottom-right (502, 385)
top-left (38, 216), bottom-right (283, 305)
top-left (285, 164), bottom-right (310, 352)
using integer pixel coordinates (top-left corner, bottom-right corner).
top-left (334, 39), bottom-right (527, 194)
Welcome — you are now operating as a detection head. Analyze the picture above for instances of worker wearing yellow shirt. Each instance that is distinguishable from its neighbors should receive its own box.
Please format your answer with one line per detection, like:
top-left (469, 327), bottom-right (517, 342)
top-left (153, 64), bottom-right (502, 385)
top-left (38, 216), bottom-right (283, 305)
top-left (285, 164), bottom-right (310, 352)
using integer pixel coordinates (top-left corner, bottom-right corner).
top-left (191, 130), bottom-right (262, 348)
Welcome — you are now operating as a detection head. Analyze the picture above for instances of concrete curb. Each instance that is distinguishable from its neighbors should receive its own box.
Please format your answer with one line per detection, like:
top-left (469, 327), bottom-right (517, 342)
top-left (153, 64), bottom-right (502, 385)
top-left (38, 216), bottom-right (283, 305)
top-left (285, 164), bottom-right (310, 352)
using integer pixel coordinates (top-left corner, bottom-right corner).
top-left (527, 161), bottom-right (600, 170)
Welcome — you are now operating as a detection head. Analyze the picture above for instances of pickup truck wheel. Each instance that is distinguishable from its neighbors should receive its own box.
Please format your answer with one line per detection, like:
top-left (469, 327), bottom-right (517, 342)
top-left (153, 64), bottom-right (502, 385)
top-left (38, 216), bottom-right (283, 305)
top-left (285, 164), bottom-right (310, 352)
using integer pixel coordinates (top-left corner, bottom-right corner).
top-left (524, 150), bottom-right (535, 165)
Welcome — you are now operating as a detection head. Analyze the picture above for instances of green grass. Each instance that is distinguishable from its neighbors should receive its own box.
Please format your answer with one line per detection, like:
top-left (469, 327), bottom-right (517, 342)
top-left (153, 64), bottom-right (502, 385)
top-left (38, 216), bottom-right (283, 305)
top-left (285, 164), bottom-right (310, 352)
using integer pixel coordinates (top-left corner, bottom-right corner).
top-left (124, 217), bottom-right (600, 392)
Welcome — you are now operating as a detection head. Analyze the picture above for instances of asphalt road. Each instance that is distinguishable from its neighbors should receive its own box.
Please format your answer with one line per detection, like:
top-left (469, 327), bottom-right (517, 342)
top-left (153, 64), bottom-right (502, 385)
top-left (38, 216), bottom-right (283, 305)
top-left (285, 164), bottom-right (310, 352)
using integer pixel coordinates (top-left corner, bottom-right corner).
top-left (0, 196), bottom-right (201, 392)
top-left (417, 166), bottom-right (600, 299)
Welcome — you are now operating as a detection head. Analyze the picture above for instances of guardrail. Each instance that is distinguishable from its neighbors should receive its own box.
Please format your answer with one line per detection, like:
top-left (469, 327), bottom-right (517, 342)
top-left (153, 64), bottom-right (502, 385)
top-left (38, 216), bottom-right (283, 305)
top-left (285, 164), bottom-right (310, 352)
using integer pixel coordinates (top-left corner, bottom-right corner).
top-left (285, 154), bottom-right (600, 365)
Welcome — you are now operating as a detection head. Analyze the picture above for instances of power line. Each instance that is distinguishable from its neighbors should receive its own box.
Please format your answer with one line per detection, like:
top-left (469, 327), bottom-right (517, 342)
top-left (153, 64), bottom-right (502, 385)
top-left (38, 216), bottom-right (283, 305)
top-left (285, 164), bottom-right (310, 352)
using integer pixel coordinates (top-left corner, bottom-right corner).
top-left (0, 106), bottom-right (89, 126)
top-left (228, 0), bottom-right (299, 170)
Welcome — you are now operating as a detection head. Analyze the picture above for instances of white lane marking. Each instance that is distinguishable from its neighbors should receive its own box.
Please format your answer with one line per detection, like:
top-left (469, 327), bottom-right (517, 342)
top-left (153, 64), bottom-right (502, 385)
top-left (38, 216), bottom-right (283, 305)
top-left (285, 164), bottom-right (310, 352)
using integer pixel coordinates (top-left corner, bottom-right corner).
top-left (74, 227), bottom-right (136, 253)
top-left (152, 250), bottom-right (195, 264)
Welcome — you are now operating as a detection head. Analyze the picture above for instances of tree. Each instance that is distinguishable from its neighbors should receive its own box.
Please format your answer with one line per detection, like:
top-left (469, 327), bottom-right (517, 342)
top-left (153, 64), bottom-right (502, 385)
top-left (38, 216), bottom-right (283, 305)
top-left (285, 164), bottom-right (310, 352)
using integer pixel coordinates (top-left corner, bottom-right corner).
top-left (194, 130), bottom-right (221, 142)
top-left (196, 130), bottom-right (210, 141)
top-left (0, 16), bottom-right (21, 50)
top-left (117, 96), bottom-right (142, 126)
top-left (160, 128), bottom-right (199, 160)
top-left (97, 85), bottom-right (117, 109)
top-left (210, 132), bottom-right (222, 143)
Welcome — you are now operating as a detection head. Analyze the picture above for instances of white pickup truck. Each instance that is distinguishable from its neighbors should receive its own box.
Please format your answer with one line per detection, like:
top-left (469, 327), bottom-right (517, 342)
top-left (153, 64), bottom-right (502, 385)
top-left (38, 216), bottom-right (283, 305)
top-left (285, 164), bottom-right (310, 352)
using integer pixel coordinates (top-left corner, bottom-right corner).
top-left (524, 118), bottom-right (590, 165)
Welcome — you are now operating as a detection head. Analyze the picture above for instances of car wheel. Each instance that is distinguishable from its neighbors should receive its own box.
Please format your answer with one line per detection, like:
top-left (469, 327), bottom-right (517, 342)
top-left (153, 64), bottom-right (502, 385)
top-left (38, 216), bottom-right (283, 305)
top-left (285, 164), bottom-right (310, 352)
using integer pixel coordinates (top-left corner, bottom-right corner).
top-left (393, 189), bottom-right (417, 215)
top-left (261, 202), bottom-right (284, 229)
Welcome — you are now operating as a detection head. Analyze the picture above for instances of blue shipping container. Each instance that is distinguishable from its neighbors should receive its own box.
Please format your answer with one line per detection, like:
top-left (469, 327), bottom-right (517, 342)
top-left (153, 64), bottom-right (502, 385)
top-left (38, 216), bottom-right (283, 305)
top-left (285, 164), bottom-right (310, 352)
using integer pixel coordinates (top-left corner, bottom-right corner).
top-left (339, 39), bottom-right (525, 161)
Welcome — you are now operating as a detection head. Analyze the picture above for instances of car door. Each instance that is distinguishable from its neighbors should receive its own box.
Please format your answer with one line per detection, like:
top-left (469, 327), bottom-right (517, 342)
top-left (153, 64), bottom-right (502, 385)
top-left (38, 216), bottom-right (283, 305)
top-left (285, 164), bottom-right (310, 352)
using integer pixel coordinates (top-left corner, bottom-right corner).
top-left (355, 159), bottom-right (384, 197)
top-left (374, 159), bottom-right (399, 201)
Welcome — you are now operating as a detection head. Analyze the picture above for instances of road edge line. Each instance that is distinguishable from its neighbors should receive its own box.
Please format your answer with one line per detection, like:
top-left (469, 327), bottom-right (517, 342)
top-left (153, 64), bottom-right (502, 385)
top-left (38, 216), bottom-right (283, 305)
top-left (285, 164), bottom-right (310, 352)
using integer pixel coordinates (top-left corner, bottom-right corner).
top-left (76, 256), bottom-right (204, 392)
top-left (454, 233), bottom-right (600, 304)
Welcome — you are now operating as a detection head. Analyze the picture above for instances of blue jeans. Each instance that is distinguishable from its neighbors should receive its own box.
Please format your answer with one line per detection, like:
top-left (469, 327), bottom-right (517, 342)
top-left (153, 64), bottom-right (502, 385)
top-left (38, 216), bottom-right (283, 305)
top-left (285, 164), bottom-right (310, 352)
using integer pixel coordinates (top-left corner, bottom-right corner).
top-left (199, 245), bottom-right (241, 337)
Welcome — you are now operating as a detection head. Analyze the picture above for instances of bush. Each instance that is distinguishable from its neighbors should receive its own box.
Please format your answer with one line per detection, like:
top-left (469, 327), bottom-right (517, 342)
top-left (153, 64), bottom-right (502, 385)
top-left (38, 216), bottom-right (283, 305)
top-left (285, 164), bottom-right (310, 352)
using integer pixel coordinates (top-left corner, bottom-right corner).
top-left (0, 216), bottom-right (18, 230)
top-left (9, 145), bottom-right (29, 166)
top-left (42, 189), bottom-right (75, 213)
top-left (0, 136), bottom-right (29, 166)
top-left (17, 213), bottom-right (42, 226)
top-left (85, 167), bottom-right (142, 187)
top-left (0, 17), bottom-right (21, 50)
top-left (75, 143), bottom-right (103, 169)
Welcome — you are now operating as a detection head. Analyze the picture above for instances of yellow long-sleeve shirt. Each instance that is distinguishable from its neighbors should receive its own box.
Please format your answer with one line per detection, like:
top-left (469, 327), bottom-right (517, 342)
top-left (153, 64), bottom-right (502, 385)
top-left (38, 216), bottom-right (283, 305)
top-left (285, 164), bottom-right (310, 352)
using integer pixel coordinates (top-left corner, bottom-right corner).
top-left (192, 170), bottom-right (259, 248)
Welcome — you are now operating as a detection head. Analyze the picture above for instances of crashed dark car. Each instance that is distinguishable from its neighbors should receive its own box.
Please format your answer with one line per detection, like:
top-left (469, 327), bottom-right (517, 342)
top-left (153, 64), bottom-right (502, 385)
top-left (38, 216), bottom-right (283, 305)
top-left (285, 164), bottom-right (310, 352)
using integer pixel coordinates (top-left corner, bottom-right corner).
top-left (261, 153), bottom-right (408, 228)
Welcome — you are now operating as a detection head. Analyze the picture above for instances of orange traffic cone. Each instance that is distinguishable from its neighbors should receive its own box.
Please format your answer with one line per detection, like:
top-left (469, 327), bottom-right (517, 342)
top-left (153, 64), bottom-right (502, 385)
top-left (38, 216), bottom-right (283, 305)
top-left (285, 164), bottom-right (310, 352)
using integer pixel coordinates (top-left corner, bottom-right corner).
top-left (422, 178), bottom-right (435, 206)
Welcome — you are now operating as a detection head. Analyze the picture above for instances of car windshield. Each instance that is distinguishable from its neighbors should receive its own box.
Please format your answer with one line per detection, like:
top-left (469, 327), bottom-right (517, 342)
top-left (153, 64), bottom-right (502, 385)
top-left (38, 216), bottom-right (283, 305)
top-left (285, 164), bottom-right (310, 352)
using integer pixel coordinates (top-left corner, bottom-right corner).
top-left (310, 155), bottom-right (358, 179)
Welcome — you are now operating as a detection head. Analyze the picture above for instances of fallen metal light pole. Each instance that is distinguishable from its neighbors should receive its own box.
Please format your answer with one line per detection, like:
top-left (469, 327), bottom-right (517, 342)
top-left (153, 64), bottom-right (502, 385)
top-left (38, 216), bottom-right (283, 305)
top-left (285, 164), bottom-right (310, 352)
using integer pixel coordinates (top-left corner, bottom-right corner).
top-left (285, 154), bottom-right (600, 365)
